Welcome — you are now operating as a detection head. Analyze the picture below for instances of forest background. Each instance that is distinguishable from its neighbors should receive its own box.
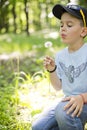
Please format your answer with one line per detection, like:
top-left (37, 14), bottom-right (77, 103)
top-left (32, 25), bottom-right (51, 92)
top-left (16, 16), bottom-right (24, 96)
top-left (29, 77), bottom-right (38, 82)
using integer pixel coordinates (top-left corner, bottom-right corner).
top-left (0, 0), bottom-right (87, 130)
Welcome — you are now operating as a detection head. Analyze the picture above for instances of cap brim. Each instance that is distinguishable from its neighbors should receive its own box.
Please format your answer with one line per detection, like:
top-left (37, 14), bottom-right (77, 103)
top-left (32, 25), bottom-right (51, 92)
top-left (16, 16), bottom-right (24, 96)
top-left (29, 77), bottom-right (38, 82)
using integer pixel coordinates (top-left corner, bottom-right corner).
top-left (52, 4), bottom-right (81, 19)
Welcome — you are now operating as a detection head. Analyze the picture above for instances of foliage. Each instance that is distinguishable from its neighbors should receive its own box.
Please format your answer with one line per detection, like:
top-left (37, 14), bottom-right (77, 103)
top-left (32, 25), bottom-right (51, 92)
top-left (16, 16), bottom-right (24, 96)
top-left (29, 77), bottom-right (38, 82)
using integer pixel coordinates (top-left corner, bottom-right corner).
top-left (79, 0), bottom-right (87, 7)
top-left (0, 0), bottom-right (87, 35)
top-left (0, 58), bottom-right (61, 129)
top-left (0, 0), bottom-right (70, 34)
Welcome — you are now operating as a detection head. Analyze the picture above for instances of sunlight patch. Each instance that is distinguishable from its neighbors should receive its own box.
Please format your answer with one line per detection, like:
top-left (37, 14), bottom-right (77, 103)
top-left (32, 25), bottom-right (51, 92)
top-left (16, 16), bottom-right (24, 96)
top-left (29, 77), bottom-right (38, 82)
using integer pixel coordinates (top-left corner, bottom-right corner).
top-left (44, 31), bottom-right (59, 39)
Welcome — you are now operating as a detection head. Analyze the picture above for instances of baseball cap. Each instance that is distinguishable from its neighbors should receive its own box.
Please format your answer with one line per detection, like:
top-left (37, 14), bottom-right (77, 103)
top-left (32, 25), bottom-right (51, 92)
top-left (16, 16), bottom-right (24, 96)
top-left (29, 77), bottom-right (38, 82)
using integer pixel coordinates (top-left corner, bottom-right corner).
top-left (52, 4), bottom-right (87, 27)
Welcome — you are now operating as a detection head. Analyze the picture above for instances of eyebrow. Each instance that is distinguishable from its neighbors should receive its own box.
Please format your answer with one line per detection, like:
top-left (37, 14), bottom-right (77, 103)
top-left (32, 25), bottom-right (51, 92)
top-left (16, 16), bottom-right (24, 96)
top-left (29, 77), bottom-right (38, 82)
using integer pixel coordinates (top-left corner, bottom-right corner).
top-left (60, 20), bottom-right (73, 23)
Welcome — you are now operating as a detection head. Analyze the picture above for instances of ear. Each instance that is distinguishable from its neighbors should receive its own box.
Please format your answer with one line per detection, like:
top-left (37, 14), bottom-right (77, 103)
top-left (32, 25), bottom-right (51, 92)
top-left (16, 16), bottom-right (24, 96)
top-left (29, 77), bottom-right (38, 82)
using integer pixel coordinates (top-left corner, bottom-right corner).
top-left (81, 27), bottom-right (87, 37)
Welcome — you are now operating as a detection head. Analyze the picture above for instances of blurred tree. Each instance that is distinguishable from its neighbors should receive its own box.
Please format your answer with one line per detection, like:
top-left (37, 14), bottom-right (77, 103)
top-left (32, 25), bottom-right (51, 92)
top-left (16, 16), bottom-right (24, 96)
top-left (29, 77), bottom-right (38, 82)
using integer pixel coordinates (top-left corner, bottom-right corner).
top-left (24, 0), bottom-right (29, 35)
top-left (79, 0), bottom-right (87, 7)
top-left (11, 0), bottom-right (17, 33)
top-left (0, 0), bottom-right (70, 34)
top-left (0, 0), bottom-right (9, 33)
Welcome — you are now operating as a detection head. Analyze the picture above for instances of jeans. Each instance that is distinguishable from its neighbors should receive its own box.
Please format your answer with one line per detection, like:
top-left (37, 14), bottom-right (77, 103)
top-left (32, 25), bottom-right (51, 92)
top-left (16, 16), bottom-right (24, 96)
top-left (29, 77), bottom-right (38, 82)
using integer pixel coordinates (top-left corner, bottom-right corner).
top-left (32, 101), bottom-right (87, 130)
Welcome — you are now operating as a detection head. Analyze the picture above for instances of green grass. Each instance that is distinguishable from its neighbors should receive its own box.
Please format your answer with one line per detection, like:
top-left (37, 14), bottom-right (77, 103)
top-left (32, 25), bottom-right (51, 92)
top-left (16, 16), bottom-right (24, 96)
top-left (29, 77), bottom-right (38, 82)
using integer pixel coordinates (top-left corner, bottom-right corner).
top-left (0, 31), bottom-right (65, 54)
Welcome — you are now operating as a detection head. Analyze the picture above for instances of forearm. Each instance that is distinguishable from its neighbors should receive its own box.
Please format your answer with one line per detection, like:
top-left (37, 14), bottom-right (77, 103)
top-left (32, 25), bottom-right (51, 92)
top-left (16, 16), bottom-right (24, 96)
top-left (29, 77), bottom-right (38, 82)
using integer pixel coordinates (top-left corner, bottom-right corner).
top-left (43, 56), bottom-right (62, 90)
top-left (49, 71), bottom-right (62, 91)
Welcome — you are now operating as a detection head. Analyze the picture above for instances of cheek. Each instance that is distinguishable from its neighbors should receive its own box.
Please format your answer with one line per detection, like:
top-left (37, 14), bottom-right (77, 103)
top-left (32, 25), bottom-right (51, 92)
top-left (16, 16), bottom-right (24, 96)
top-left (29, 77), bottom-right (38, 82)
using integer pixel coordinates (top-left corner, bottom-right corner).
top-left (68, 28), bottom-right (81, 37)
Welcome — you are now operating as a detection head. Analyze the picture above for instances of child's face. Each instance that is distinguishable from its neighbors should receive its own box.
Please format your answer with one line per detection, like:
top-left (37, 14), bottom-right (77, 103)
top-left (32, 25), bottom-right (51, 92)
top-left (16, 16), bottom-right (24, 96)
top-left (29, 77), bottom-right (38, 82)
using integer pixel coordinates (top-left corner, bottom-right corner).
top-left (60, 12), bottom-right (85, 45)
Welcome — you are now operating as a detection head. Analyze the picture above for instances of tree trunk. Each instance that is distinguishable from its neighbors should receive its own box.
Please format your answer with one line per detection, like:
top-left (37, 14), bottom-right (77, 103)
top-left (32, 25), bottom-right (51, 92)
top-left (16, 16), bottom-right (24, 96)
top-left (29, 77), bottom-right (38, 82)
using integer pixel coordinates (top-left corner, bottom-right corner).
top-left (5, 4), bottom-right (9, 33)
top-left (24, 0), bottom-right (29, 35)
top-left (0, 0), bottom-right (9, 33)
top-left (12, 3), bottom-right (17, 33)
top-left (68, 0), bottom-right (70, 3)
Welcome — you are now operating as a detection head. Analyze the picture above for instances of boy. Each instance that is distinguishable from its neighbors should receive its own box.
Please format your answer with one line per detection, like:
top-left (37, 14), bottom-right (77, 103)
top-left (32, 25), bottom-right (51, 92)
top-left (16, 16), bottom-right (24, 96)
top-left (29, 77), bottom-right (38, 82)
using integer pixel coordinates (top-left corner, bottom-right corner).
top-left (32, 3), bottom-right (87, 130)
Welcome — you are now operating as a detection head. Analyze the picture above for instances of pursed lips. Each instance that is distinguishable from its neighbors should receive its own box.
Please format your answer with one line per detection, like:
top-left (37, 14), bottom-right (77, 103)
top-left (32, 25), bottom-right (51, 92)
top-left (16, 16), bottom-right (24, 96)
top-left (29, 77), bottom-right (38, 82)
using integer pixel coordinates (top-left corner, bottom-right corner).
top-left (61, 33), bottom-right (67, 39)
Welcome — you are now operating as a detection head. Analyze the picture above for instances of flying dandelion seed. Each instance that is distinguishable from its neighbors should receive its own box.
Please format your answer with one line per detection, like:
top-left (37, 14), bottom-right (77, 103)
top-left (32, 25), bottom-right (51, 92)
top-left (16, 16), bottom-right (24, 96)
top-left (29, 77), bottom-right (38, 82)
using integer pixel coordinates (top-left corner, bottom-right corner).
top-left (44, 41), bottom-right (53, 48)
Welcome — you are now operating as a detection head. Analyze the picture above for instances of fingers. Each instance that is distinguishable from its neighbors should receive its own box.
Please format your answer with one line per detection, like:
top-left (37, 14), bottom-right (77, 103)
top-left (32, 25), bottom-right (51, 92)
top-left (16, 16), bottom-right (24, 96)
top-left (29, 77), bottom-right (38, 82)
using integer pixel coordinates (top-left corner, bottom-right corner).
top-left (43, 56), bottom-right (52, 66)
top-left (63, 96), bottom-right (83, 117)
top-left (44, 56), bottom-right (54, 64)
top-left (63, 96), bottom-right (73, 110)
top-left (67, 103), bottom-right (76, 115)
top-left (68, 104), bottom-right (82, 117)
top-left (76, 107), bottom-right (83, 117)
top-left (62, 96), bottom-right (71, 102)
top-left (43, 56), bottom-right (55, 70)
top-left (64, 99), bottom-right (73, 110)
top-left (66, 103), bottom-right (79, 117)
top-left (71, 106), bottom-right (81, 117)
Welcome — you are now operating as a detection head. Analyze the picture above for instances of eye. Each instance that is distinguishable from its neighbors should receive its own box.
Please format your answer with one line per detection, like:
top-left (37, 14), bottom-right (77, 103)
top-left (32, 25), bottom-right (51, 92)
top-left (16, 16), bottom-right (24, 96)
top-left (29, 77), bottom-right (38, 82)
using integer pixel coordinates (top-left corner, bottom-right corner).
top-left (67, 23), bottom-right (73, 27)
top-left (67, 24), bottom-right (72, 27)
top-left (60, 24), bottom-right (63, 28)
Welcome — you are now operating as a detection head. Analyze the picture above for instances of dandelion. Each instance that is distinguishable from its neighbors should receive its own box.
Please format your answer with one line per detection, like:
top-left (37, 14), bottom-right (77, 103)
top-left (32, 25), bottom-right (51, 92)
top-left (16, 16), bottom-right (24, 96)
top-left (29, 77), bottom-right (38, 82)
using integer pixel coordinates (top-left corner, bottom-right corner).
top-left (44, 41), bottom-right (53, 48)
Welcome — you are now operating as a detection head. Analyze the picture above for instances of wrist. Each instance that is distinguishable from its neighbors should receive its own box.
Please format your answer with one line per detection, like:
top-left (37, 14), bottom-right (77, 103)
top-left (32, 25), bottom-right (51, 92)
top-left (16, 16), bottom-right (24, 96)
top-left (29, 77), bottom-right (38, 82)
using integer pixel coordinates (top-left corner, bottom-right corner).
top-left (47, 65), bottom-right (57, 73)
top-left (79, 94), bottom-right (85, 104)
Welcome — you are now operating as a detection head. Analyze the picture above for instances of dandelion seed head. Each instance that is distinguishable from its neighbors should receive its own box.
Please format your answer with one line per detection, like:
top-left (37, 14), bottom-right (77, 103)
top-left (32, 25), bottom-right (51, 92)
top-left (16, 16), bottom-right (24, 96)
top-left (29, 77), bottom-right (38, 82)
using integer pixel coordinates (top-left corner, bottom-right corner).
top-left (44, 41), bottom-right (52, 48)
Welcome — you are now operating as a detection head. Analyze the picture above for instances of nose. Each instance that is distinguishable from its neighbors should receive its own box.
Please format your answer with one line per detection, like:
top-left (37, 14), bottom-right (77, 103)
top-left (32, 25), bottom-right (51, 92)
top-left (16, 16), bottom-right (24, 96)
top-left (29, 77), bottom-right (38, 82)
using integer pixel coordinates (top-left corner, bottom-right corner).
top-left (60, 25), bottom-right (66, 32)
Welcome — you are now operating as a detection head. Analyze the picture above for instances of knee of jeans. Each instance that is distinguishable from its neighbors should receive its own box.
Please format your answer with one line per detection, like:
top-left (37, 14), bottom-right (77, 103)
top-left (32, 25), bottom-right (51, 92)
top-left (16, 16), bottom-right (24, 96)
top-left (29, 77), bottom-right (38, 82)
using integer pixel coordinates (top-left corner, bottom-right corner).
top-left (32, 123), bottom-right (39, 130)
top-left (55, 108), bottom-right (66, 122)
top-left (32, 121), bottom-right (42, 130)
top-left (55, 102), bottom-right (69, 122)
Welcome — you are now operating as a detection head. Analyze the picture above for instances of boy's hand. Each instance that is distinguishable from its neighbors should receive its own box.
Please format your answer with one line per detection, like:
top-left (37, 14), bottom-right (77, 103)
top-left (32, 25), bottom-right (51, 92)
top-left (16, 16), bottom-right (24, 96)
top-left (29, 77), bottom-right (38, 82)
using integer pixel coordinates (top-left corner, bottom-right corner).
top-left (62, 95), bottom-right (84, 117)
top-left (43, 56), bottom-right (55, 71)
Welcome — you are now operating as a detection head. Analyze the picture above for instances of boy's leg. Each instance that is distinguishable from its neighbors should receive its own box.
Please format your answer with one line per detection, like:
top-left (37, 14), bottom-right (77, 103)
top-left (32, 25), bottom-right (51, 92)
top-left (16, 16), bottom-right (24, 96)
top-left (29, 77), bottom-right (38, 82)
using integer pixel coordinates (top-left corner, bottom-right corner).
top-left (32, 105), bottom-right (59, 130)
top-left (55, 101), bottom-right (87, 130)
top-left (79, 104), bottom-right (87, 127)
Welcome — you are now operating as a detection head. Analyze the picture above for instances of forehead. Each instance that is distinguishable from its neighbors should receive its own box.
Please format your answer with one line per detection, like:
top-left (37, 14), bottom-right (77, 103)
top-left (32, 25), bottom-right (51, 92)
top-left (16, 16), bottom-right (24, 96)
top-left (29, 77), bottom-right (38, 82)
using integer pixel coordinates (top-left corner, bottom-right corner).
top-left (61, 12), bottom-right (80, 22)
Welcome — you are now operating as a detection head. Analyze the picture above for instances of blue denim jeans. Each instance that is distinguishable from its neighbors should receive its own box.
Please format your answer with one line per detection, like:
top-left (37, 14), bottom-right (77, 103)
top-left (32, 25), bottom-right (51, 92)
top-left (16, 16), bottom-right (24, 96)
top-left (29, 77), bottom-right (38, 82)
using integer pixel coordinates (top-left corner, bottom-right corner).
top-left (32, 101), bottom-right (87, 130)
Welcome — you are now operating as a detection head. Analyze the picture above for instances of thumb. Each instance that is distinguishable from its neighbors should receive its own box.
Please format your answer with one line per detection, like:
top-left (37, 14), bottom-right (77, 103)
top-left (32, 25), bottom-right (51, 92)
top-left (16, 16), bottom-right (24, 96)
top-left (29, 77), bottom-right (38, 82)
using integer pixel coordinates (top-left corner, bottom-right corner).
top-left (62, 96), bottom-right (71, 102)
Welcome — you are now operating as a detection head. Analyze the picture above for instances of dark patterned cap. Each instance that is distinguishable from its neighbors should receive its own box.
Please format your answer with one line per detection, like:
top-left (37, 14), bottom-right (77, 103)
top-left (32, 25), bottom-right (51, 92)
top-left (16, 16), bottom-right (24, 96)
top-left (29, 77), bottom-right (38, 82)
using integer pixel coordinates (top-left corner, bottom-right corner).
top-left (52, 4), bottom-right (87, 27)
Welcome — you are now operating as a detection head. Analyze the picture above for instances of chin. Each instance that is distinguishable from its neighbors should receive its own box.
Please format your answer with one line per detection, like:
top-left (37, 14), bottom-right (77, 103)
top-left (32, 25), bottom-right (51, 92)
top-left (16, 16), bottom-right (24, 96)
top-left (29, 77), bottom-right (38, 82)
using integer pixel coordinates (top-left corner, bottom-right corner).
top-left (61, 39), bottom-right (69, 44)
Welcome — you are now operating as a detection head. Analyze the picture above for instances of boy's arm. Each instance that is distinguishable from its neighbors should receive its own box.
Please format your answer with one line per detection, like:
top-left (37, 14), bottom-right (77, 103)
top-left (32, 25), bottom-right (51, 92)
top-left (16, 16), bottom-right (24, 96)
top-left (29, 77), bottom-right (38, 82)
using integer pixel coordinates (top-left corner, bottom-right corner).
top-left (50, 71), bottom-right (62, 90)
top-left (44, 56), bottom-right (62, 90)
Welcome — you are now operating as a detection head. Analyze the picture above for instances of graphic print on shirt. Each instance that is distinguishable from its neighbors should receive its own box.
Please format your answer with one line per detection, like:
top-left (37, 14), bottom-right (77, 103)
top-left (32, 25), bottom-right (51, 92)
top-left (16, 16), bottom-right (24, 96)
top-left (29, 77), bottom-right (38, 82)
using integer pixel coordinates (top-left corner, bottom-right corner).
top-left (59, 62), bottom-right (87, 83)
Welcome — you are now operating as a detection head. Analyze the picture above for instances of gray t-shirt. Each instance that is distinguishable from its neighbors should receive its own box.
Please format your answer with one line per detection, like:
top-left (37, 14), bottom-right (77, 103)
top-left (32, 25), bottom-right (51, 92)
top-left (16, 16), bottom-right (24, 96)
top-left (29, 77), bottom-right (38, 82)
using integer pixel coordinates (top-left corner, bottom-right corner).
top-left (55, 43), bottom-right (87, 96)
